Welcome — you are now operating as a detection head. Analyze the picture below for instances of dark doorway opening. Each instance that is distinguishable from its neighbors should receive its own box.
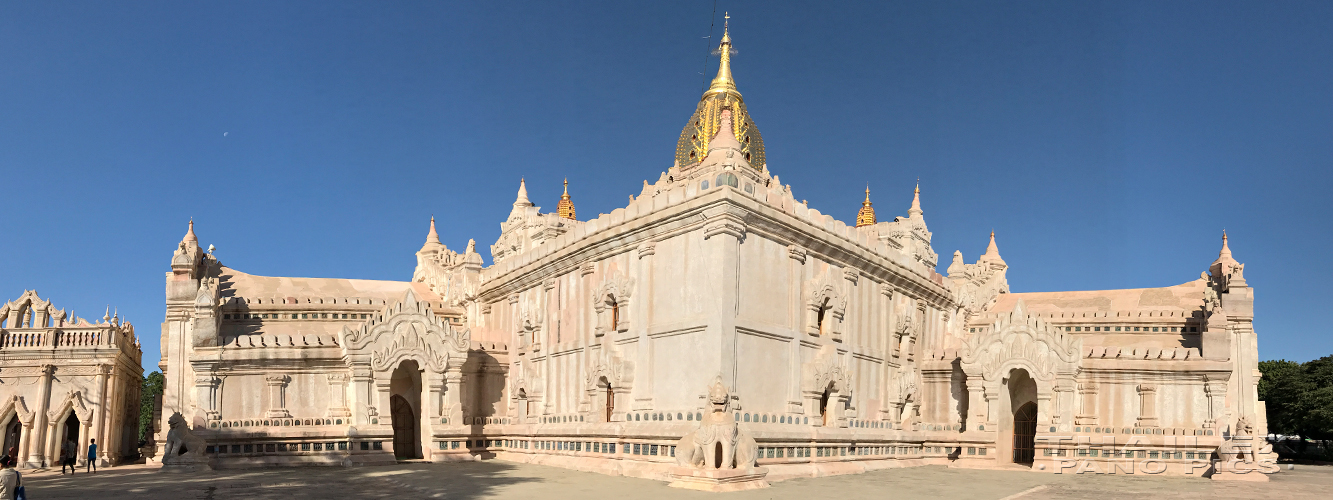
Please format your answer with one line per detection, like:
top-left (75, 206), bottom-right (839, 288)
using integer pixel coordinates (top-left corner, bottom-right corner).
top-left (1012, 402), bottom-right (1037, 465)
top-left (390, 395), bottom-right (418, 459)
top-left (819, 384), bottom-right (833, 426)
top-left (389, 360), bottom-right (423, 460)
top-left (2, 418), bottom-right (20, 459)
top-left (61, 413), bottom-right (80, 466)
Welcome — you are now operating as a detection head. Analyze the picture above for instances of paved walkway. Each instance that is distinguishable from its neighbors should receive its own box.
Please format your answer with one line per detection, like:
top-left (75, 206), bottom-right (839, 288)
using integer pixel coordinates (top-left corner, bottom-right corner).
top-left (15, 461), bottom-right (1333, 499)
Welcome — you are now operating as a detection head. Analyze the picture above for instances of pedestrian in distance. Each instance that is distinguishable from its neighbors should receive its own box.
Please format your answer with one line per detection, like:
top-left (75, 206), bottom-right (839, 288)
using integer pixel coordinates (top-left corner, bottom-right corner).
top-left (85, 439), bottom-right (97, 474)
top-left (60, 439), bottom-right (75, 474)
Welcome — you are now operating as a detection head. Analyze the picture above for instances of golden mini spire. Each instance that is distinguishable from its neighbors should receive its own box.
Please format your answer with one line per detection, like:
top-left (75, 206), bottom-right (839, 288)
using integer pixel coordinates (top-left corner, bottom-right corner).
top-left (557, 178), bottom-right (576, 220)
top-left (856, 185), bottom-right (877, 227)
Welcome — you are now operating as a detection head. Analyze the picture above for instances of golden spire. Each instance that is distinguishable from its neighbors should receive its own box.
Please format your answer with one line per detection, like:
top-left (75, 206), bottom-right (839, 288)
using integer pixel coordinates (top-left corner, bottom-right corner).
top-left (856, 185), bottom-right (876, 227)
top-left (557, 178), bottom-right (576, 220)
top-left (676, 13), bottom-right (765, 169)
top-left (705, 12), bottom-right (737, 99)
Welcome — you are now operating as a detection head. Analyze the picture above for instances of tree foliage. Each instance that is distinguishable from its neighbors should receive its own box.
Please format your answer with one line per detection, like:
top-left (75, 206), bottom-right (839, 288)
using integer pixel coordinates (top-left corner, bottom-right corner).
top-left (1260, 356), bottom-right (1333, 440)
top-left (139, 371), bottom-right (165, 443)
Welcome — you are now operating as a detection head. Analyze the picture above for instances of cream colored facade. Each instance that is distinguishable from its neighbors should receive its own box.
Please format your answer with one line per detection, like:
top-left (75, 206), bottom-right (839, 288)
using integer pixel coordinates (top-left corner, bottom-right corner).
top-left (0, 291), bottom-right (144, 469)
top-left (156, 26), bottom-right (1271, 481)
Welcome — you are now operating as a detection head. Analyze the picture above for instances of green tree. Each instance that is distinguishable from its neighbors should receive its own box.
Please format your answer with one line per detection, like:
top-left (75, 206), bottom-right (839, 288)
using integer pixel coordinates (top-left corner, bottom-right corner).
top-left (139, 371), bottom-right (165, 443)
top-left (1303, 356), bottom-right (1333, 440)
top-left (1258, 359), bottom-right (1308, 436)
top-left (1260, 355), bottom-right (1333, 458)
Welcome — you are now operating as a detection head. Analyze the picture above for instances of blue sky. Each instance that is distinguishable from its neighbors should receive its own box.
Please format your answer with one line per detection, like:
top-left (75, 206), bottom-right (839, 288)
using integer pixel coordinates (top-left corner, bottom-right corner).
top-left (2, 1), bottom-right (1330, 373)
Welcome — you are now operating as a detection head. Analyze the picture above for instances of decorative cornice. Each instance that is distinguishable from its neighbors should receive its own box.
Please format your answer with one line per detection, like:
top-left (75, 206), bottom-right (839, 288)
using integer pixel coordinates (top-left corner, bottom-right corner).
top-left (264, 374), bottom-right (290, 385)
top-left (637, 241), bottom-right (657, 259)
top-left (787, 245), bottom-right (807, 263)
top-left (843, 268), bottom-right (860, 285)
top-left (703, 219), bottom-right (747, 241)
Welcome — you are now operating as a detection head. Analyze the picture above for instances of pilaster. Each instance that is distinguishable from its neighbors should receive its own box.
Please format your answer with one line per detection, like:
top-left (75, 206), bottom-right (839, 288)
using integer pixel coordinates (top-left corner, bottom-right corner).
top-left (264, 374), bottom-right (292, 419)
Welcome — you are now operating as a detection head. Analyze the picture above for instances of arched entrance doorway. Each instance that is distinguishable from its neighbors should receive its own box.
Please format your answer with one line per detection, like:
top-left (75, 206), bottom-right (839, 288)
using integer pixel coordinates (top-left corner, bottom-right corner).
top-left (59, 413), bottom-right (79, 466)
top-left (1003, 368), bottom-right (1038, 466)
top-left (1013, 402), bottom-right (1037, 465)
top-left (389, 360), bottom-right (423, 460)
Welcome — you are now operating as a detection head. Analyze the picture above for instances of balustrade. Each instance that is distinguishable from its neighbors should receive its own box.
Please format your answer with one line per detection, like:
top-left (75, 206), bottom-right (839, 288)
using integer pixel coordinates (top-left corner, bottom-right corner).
top-left (0, 329), bottom-right (118, 349)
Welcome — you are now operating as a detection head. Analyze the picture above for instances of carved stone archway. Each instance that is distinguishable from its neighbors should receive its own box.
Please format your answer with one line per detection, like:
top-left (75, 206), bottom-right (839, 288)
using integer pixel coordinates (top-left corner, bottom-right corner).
top-left (960, 300), bottom-right (1080, 437)
top-left (803, 272), bottom-right (847, 341)
top-left (45, 390), bottom-right (93, 466)
top-left (592, 270), bottom-right (633, 338)
top-left (584, 356), bottom-right (632, 422)
top-left (802, 346), bottom-right (851, 427)
top-left (340, 289), bottom-right (471, 448)
top-left (0, 395), bottom-right (32, 460)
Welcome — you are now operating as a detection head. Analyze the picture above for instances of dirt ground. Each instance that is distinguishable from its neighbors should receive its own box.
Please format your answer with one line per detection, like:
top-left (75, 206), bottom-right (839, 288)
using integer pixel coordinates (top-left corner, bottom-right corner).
top-left (15, 460), bottom-right (1330, 500)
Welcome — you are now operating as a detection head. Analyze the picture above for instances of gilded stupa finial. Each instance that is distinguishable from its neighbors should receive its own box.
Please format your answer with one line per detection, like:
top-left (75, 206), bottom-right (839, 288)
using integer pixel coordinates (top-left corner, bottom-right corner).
top-left (675, 13), bottom-right (765, 169)
top-left (557, 178), bottom-right (576, 220)
top-left (856, 185), bottom-right (876, 227)
top-left (706, 12), bottom-right (737, 99)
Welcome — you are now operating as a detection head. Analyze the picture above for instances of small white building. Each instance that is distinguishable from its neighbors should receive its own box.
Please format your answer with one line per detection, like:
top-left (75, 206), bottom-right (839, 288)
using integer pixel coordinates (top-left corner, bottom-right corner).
top-left (0, 291), bottom-right (143, 468)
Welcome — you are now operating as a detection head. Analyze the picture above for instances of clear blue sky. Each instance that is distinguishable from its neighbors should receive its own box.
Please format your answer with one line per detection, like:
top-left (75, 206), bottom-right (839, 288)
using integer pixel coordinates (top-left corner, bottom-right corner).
top-left (2, 1), bottom-right (1330, 373)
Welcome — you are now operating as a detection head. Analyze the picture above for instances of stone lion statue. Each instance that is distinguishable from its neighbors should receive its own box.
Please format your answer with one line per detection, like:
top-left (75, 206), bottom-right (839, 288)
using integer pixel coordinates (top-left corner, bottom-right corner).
top-left (163, 412), bottom-right (209, 466)
top-left (1217, 416), bottom-right (1258, 464)
top-left (675, 376), bottom-right (758, 470)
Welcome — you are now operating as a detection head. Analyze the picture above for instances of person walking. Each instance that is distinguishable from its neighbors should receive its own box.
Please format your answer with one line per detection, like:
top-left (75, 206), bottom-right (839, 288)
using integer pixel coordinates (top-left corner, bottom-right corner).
top-left (60, 439), bottom-right (75, 474)
top-left (0, 456), bottom-right (22, 500)
top-left (85, 439), bottom-right (97, 473)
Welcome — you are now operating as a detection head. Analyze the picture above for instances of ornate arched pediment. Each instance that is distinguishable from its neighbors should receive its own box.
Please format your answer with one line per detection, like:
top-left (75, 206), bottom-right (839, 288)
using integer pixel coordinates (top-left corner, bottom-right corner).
top-left (894, 364), bottom-right (921, 404)
top-left (340, 289), bottom-right (470, 373)
top-left (0, 395), bottom-right (32, 425)
top-left (803, 270), bottom-right (848, 338)
top-left (960, 300), bottom-right (1080, 383)
top-left (592, 268), bottom-right (634, 337)
top-left (803, 346), bottom-right (850, 394)
top-left (584, 354), bottom-right (633, 391)
top-left (47, 390), bottom-right (92, 423)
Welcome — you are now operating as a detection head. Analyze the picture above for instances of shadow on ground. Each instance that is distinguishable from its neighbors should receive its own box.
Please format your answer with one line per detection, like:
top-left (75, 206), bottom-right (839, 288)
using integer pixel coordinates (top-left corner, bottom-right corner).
top-left (18, 460), bottom-right (1333, 500)
top-left (21, 460), bottom-right (540, 500)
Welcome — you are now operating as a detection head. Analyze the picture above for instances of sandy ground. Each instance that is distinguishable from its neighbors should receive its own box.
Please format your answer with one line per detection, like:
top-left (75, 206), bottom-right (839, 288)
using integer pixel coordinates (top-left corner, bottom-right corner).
top-left (13, 460), bottom-right (1331, 499)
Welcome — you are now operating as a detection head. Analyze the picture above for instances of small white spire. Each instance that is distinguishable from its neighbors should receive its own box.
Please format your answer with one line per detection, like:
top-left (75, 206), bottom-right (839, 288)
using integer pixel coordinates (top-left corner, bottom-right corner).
top-left (425, 216), bottom-right (441, 245)
top-left (515, 178), bottom-right (531, 206)
top-left (908, 182), bottom-right (923, 218)
top-left (182, 219), bottom-right (198, 244)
